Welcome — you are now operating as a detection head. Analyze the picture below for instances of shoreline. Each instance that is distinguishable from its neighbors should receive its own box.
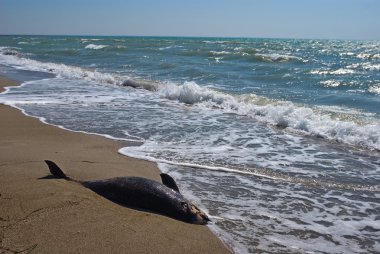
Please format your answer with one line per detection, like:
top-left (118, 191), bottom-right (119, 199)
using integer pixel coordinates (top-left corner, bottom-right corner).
top-left (0, 75), bottom-right (230, 253)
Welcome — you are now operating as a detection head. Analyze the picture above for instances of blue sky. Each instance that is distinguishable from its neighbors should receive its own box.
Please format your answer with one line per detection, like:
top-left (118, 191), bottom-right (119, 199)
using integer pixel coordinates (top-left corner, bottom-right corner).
top-left (0, 0), bottom-right (379, 40)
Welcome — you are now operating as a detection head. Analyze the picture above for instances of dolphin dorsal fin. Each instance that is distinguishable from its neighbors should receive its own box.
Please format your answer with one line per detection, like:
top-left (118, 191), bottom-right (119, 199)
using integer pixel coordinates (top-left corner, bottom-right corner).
top-left (160, 173), bottom-right (180, 193)
top-left (45, 160), bottom-right (69, 179)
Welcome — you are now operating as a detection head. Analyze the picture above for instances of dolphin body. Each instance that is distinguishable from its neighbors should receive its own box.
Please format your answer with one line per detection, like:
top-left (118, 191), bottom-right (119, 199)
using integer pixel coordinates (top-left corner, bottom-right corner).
top-left (44, 160), bottom-right (210, 224)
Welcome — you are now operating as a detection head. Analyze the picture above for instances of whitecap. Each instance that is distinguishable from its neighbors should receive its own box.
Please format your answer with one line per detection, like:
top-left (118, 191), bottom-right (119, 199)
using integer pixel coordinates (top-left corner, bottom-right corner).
top-left (209, 51), bottom-right (231, 56)
top-left (81, 38), bottom-right (102, 42)
top-left (255, 53), bottom-right (303, 62)
top-left (310, 68), bottom-right (355, 75)
top-left (150, 80), bottom-right (380, 150)
top-left (159, 45), bottom-right (183, 50)
top-left (339, 52), bottom-right (355, 56)
top-left (158, 81), bottom-right (235, 106)
top-left (85, 44), bottom-right (108, 50)
top-left (320, 80), bottom-right (341, 87)
top-left (361, 63), bottom-right (380, 71)
top-left (357, 53), bottom-right (380, 59)
top-left (330, 68), bottom-right (355, 75)
top-left (0, 47), bottom-right (22, 57)
top-left (0, 49), bottom-right (120, 84)
top-left (368, 85), bottom-right (380, 95)
top-left (348, 62), bottom-right (380, 71)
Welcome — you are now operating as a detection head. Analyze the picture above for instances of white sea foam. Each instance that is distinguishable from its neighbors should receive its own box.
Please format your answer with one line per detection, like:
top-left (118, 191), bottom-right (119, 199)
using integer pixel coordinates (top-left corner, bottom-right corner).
top-left (357, 53), bottom-right (380, 59)
top-left (158, 162), bottom-right (380, 254)
top-left (115, 45), bottom-right (127, 49)
top-left (209, 50), bottom-right (231, 56)
top-left (0, 79), bottom-right (143, 143)
top-left (0, 47), bottom-right (121, 84)
top-left (315, 104), bottom-right (376, 118)
top-left (255, 53), bottom-right (303, 62)
top-left (0, 46), bottom-right (22, 57)
top-left (156, 81), bottom-right (380, 150)
top-left (368, 85), bottom-right (380, 95)
top-left (80, 38), bottom-right (103, 43)
top-left (85, 44), bottom-right (108, 50)
top-left (330, 68), bottom-right (356, 75)
top-left (157, 81), bottom-right (236, 106)
top-left (1, 47), bottom-right (379, 150)
top-left (120, 147), bottom-right (284, 181)
top-left (310, 68), bottom-right (356, 75)
top-left (340, 52), bottom-right (355, 56)
top-left (320, 80), bottom-right (341, 87)
top-left (347, 89), bottom-right (366, 94)
top-left (203, 40), bottom-right (228, 44)
top-left (348, 62), bottom-right (380, 71)
top-left (159, 45), bottom-right (183, 50)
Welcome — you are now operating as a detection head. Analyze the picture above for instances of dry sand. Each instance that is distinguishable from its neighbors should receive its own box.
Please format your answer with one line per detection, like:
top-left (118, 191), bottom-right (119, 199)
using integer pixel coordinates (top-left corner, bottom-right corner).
top-left (0, 76), bottom-right (230, 253)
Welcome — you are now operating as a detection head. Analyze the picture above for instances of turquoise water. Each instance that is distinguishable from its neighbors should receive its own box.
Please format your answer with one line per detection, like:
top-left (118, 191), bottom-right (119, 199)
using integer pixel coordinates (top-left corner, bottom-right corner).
top-left (0, 36), bottom-right (379, 253)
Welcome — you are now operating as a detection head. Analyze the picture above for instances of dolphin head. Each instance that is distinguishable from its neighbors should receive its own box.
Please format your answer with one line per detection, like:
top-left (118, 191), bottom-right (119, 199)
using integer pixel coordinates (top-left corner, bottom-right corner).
top-left (181, 202), bottom-right (211, 225)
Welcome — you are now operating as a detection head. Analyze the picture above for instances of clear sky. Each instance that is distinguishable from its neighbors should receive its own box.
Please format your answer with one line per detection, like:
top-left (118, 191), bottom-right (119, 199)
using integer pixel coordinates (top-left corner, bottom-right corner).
top-left (0, 0), bottom-right (379, 40)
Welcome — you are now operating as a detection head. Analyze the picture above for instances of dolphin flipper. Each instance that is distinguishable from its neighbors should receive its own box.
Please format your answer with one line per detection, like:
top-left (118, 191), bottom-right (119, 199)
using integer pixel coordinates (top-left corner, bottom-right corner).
top-left (160, 173), bottom-right (180, 193)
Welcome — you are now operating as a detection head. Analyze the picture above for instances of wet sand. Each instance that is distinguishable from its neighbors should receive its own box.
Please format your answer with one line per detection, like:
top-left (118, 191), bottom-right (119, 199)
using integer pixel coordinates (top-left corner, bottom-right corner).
top-left (0, 76), bottom-right (230, 253)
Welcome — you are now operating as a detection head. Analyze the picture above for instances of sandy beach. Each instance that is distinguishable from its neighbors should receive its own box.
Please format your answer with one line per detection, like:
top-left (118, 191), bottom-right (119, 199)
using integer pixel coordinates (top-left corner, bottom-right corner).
top-left (0, 76), bottom-right (230, 253)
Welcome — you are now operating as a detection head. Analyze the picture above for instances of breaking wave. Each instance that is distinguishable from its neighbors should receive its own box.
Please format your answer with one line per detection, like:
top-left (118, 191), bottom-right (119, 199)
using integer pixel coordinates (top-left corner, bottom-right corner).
top-left (1, 46), bottom-right (379, 151)
top-left (0, 46), bottom-right (119, 84)
top-left (84, 44), bottom-right (108, 50)
top-left (124, 78), bottom-right (380, 151)
top-left (369, 85), bottom-right (380, 95)
top-left (0, 47), bottom-right (23, 57)
top-left (255, 53), bottom-right (304, 63)
top-left (310, 68), bottom-right (356, 75)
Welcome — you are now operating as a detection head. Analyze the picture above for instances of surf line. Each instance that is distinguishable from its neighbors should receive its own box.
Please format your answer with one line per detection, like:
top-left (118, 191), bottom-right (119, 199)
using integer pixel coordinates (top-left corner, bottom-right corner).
top-left (119, 149), bottom-right (379, 192)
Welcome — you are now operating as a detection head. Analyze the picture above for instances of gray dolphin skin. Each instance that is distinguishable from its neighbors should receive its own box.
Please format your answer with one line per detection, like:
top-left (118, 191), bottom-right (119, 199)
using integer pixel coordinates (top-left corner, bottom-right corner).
top-left (44, 160), bottom-right (210, 224)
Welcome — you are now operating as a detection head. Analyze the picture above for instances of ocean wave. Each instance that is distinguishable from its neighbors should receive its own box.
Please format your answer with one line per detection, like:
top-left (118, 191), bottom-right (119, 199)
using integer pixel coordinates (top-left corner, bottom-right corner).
top-left (310, 68), bottom-right (356, 75)
top-left (203, 40), bottom-right (229, 44)
top-left (347, 89), bottom-right (366, 94)
top-left (348, 62), bottom-right (380, 71)
top-left (158, 81), bottom-right (237, 106)
top-left (320, 80), bottom-right (341, 87)
top-left (0, 47), bottom-right (120, 84)
top-left (1, 48), bottom-right (379, 150)
top-left (255, 53), bottom-right (304, 63)
top-left (121, 79), bottom-right (158, 91)
top-left (159, 45), bottom-right (183, 50)
top-left (154, 81), bottom-right (379, 150)
top-left (207, 50), bottom-right (305, 63)
top-left (85, 44), bottom-right (108, 50)
top-left (339, 52), bottom-right (355, 57)
top-left (0, 46), bottom-right (23, 57)
top-left (0, 46), bottom-right (157, 89)
top-left (368, 85), bottom-right (380, 95)
top-left (80, 38), bottom-right (103, 43)
top-left (233, 47), bottom-right (259, 56)
top-left (357, 53), bottom-right (380, 59)
top-left (209, 51), bottom-right (232, 56)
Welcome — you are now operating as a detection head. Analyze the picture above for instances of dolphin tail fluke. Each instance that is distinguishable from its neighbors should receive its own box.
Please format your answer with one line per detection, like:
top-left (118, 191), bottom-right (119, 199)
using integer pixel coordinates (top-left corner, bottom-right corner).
top-left (44, 160), bottom-right (72, 180)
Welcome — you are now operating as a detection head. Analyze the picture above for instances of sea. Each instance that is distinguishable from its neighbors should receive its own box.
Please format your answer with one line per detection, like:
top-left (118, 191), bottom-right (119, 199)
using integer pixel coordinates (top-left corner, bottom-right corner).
top-left (0, 35), bottom-right (379, 253)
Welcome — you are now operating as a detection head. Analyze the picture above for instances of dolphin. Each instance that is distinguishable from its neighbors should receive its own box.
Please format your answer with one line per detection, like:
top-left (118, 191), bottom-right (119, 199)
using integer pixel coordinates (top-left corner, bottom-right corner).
top-left (44, 160), bottom-right (210, 224)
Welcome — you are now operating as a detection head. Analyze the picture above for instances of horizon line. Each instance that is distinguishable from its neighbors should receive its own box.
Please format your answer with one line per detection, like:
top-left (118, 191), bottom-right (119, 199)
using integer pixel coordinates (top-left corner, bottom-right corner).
top-left (0, 33), bottom-right (378, 42)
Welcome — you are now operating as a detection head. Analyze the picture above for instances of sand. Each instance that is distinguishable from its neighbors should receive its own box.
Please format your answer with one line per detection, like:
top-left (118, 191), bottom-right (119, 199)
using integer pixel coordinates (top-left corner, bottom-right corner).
top-left (0, 76), bottom-right (230, 253)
